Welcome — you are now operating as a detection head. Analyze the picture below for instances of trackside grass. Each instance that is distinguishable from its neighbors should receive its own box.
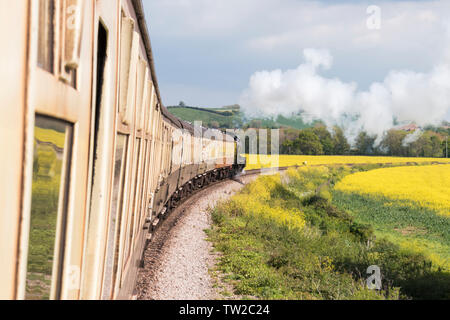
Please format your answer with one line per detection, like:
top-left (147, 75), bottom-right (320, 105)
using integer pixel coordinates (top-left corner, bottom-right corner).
top-left (208, 166), bottom-right (450, 300)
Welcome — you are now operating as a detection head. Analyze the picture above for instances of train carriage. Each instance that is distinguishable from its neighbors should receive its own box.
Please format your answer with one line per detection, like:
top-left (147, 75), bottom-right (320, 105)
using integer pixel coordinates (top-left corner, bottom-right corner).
top-left (0, 0), bottom-right (244, 300)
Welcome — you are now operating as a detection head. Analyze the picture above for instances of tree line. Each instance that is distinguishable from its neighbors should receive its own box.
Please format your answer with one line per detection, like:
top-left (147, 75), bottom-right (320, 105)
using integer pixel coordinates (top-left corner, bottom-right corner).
top-left (243, 124), bottom-right (449, 158)
top-left (279, 125), bottom-right (449, 158)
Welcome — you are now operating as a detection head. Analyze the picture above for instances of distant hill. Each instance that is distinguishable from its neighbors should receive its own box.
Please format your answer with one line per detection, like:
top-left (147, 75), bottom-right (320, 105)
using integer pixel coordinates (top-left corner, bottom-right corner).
top-left (167, 105), bottom-right (244, 129)
top-left (166, 104), bottom-right (317, 130)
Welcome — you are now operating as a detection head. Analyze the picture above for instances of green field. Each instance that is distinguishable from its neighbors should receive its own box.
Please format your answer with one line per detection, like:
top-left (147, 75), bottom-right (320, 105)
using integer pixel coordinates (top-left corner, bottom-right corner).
top-left (333, 192), bottom-right (450, 271)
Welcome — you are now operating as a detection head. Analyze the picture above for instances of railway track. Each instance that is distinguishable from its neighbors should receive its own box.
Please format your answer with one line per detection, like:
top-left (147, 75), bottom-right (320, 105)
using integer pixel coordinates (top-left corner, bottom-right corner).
top-left (135, 166), bottom-right (292, 299)
top-left (136, 174), bottom-right (258, 299)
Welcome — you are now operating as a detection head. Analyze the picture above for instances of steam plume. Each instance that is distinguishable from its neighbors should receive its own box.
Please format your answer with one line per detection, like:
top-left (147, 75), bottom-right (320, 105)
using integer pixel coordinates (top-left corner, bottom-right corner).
top-left (402, 129), bottom-right (424, 147)
top-left (239, 47), bottom-right (450, 143)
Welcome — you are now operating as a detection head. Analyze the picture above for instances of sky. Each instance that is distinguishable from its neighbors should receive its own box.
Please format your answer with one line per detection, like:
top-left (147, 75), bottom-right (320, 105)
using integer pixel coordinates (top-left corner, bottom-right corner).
top-left (143, 0), bottom-right (450, 124)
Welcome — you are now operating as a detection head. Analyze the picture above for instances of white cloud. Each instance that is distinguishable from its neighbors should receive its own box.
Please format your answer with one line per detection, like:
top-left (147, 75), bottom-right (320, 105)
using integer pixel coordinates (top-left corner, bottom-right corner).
top-left (303, 48), bottom-right (333, 69)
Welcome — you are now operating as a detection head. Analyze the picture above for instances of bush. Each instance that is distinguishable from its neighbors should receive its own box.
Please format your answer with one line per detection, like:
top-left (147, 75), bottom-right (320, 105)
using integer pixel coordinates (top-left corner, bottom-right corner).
top-left (350, 222), bottom-right (375, 243)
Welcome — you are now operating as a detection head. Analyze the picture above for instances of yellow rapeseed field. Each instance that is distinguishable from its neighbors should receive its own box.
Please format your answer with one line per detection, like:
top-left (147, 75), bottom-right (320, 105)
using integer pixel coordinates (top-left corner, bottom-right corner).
top-left (335, 165), bottom-right (450, 216)
top-left (244, 154), bottom-right (450, 171)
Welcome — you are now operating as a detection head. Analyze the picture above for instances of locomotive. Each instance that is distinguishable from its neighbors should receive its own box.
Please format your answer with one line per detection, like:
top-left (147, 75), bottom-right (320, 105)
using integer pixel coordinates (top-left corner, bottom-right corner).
top-left (0, 0), bottom-right (245, 300)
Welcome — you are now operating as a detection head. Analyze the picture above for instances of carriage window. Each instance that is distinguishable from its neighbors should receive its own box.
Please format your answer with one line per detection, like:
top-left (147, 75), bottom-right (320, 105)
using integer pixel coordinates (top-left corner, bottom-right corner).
top-left (37, 0), bottom-right (55, 72)
top-left (118, 15), bottom-right (136, 123)
top-left (125, 138), bottom-right (141, 263)
top-left (26, 116), bottom-right (73, 300)
top-left (103, 133), bottom-right (128, 300)
top-left (138, 141), bottom-right (148, 233)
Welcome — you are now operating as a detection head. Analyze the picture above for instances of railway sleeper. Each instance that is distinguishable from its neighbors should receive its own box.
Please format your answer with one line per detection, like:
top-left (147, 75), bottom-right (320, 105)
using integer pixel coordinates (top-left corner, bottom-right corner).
top-left (151, 218), bottom-right (160, 232)
top-left (158, 207), bottom-right (168, 220)
top-left (196, 176), bottom-right (204, 189)
top-left (169, 197), bottom-right (177, 210)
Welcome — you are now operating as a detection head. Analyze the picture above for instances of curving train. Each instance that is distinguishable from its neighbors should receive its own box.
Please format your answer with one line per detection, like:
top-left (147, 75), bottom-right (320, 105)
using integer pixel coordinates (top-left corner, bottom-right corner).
top-left (0, 0), bottom-right (245, 300)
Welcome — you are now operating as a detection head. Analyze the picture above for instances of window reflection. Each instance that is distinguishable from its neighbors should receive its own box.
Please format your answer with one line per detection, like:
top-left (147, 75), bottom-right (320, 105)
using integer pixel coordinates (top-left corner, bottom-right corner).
top-left (133, 139), bottom-right (145, 240)
top-left (26, 116), bottom-right (72, 300)
top-left (103, 134), bottom-right (128, 299)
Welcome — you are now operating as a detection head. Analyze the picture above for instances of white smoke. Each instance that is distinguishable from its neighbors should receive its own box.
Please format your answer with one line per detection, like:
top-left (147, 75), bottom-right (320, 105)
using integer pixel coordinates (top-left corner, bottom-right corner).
top-left (239, 47), bottom-right (450, 144)
top-left (402, 129), bottom-right (424, 147)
